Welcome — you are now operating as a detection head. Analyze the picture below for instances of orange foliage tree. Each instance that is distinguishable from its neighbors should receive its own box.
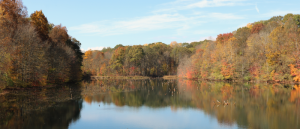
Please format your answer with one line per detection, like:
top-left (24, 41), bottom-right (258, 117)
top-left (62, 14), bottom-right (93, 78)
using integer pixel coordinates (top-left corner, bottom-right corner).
top-left (221, 61), bottom-right (235, 80)
top-left (216, 33), bottom-right (233, 44)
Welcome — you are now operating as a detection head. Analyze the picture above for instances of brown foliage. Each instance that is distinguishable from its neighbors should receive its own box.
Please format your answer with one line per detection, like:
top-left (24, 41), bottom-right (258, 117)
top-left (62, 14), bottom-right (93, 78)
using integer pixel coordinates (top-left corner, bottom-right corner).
top-left (30, 10), bottom-right (49, 41)
top-left (216, 33), bottom-right (233, 44)
top-left (251, 23), bottom-right (264, 34)
top-left (0, 1), bottom-right (82, 87)
top-left (0, 0), bottom-right (28, 37)
top-left (49, 24), bottom-right (68, 44)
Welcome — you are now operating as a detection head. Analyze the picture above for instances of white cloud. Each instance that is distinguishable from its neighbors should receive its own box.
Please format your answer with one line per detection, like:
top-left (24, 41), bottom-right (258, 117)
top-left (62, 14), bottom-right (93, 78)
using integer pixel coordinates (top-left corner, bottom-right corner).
top-left (240, 8), bottom-right (255, 12)
top-left (193, 30), bottom-right (215, 34)
top-left (71, 14), bottom-right (191, 36)
top-left (255, 4), bottom-right (259, 13)
top-left (152, 36), bottom-right (182, 41)
top-left (209, 13), bottom-right (244, 19)
top-left (153, 0), bottom-right (248, 13)
top-left (70, 12), bottom-right (242, 37)
top-left (70, 0), bottom-right (246, 39)
top-left (186, 0), bottom-right (246, 9)
top-left (81, 46), bottom-right (105, 52)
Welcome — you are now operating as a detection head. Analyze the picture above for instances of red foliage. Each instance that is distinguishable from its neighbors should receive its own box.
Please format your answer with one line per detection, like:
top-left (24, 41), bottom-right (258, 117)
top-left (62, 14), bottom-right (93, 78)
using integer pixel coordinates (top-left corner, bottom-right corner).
top-left (221, 61), bottom-right (234, 79)
top-left (195, 49), bottom-right (204, 54)
top-left (249, 64), bottom-right (260, 78)
top-left (113, 47), bottom-right (126, 58)
top-left (131, 85), bottom-right (135, 89)
top-left (216, 33), bottom-right (234, 44)
top-left (251, 23), bottom-right (264, 34)
top-left (186, 68), bottom-right (194, 79)
top-left (185, 66), bottom-right (198, 79)
top-left (130, 66), bottom-right (136, 75)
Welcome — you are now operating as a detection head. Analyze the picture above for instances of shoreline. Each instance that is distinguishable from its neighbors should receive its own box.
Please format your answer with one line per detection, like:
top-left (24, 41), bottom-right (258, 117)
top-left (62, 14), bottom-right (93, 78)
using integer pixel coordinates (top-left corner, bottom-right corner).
top-left (91, 75), bottom-right (300, 85)
top-left (1, 76), bottom-right (299, 95)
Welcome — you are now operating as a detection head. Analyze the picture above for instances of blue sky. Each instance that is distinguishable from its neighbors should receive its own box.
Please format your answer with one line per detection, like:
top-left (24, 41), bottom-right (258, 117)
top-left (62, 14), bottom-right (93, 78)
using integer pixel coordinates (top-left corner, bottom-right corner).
top-left (69, 101), bottom-right (238, 129)
top-left (23, 0), bottom-right (300, 51)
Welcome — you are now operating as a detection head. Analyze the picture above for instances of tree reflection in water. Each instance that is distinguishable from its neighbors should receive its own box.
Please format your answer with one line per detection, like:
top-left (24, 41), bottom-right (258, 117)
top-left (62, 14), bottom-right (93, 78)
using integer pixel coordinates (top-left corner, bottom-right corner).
top-left (82, 79), bottom-right (300, 129)
top-left (0, 84), bottom-right (83, 129)
top-left (1, 79), bottom-right (300, 129)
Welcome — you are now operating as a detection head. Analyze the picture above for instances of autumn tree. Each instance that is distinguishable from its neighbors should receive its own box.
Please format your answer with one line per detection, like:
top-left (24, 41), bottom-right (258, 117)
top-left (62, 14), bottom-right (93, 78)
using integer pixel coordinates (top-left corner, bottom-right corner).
top-left (30, 10), bottom-right (49, 41)
top-left (216, 33), bottom-right (233, 44)
top-left (251, 23), bottom-right (264, 34)
top-left (294, 14), bottom-right (300, 26)
top-left (126, 45), bottom-right (145, 75)
top-left (0, 0), bottom-right (28, 38)
top-left (0, 0), bottom-right (82, 87)
top-left (110, 47), bottom-right (126, 75)
top-left (283, 13), bottom-right (295, 23)
top-left (268, 16), bottom-right (283, 23)
top-left (10, 24), bottom-right (48, 86)
top-left (234, 27), bottom-right (251, 50)
top-left (49, 24), bottom-right (68, 44)
top-left (0, 0), bottom-right (29, 86)
top-left (246, 23), bottom-right (253, 30)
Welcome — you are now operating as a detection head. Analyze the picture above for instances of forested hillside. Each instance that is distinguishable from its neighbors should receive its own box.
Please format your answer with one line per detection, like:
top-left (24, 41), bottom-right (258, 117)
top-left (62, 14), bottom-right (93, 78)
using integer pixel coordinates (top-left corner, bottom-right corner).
top-left (179, 14), bottom-right (300, 82)
top-left (0, 0), bottom-right (83, 88)
top-left (83, 41), bottom-right (206, 77)
top-left (83, 13), bottom-right (300, 83)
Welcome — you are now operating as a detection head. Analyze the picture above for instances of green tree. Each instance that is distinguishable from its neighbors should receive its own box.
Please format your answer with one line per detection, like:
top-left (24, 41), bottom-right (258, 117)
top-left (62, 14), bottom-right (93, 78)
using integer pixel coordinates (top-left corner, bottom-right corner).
top-left (110, 47), bottom-right (126, 75)
top-left (127, 45), bottom-right (145, 75)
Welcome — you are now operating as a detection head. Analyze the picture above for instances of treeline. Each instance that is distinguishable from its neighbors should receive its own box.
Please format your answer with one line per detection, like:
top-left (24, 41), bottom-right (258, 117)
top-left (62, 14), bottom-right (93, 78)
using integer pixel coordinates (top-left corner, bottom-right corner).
top-left (179, 13), bottom-right (300, 82)
top-left (0, 0), bottom-right (83, 88)
top-left (83, 13), bottom-right (300, 82)
top-left (83, 41), bottom-right (207, 77)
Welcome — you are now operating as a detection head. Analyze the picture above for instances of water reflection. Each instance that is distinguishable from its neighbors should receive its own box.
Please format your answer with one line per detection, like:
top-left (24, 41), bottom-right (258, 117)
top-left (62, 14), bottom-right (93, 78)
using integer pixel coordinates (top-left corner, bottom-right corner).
top-left (1, 79), bottom-right (300, 129)
top-left (0, 85), bottom-right (83, 129)
top-left (79, 79), bottom-right (300, 129)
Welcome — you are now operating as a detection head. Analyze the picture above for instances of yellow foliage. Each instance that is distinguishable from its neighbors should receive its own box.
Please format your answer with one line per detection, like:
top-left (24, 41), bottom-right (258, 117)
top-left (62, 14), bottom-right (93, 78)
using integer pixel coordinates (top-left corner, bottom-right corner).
top-left (228, 37), bottom-right (237, 42)
top-left (246, 35), bottom-right (254, 49)
top-left (84, 50), bottom-right (92, 59)
top-left (246, 23), bottom-right (253, 30)
top-left (30, 10), bottom-right (49, 40)
top-left (266, 27), bottom-right (285, 66)
top-left (270, 70), bottom-right (275, 80)
top-left (289, 64), bottom-right (300, 82)
top-left (266, 51), bottom-right (280, 65)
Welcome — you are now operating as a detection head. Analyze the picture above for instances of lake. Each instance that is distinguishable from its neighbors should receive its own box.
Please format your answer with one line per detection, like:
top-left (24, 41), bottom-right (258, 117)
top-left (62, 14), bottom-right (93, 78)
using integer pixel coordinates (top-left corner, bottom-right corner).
top-left (1, 79), bottom-right (300, 129)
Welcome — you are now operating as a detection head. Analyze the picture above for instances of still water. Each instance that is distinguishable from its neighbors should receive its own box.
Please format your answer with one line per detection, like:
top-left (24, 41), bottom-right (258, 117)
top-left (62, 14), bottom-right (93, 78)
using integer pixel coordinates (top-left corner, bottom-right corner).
top-left (1, 79), bottom-right (300, 129)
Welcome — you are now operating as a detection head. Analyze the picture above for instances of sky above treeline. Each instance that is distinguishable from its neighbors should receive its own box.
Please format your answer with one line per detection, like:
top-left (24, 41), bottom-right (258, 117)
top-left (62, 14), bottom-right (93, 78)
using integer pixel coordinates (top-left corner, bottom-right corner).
top-left (23, 0), bottom-right (300, 51)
